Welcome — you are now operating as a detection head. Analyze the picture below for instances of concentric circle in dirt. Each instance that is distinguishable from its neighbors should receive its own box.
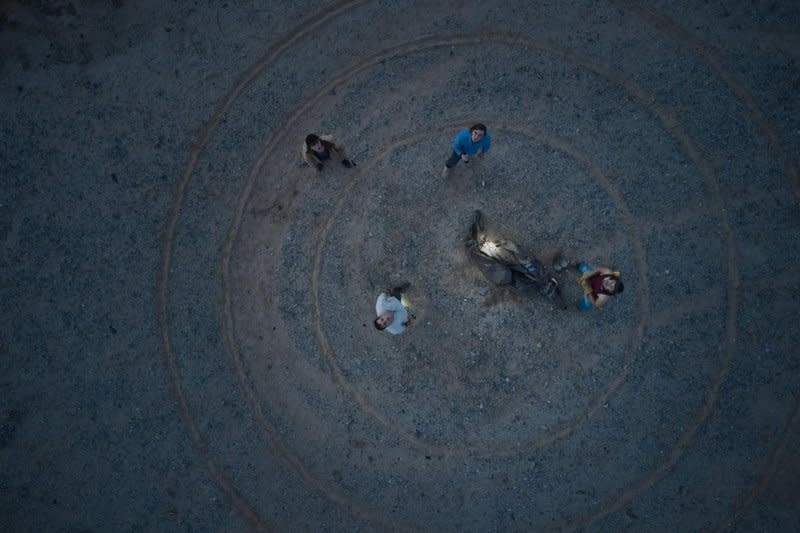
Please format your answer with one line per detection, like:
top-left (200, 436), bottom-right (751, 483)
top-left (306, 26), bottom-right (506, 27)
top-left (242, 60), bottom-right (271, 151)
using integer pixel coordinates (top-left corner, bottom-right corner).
top-left (157, 3), bottom-right (800, 530)
top-left (302, 125), bottom-right (648, 455)
top-left (221, 33), bottom-right (730, 528)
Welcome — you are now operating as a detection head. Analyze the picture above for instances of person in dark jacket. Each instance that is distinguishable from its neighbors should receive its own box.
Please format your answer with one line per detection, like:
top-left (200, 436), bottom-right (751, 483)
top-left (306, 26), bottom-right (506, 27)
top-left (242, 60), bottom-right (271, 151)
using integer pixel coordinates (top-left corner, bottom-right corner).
top-left (302, 133), bottom-right (355, 171)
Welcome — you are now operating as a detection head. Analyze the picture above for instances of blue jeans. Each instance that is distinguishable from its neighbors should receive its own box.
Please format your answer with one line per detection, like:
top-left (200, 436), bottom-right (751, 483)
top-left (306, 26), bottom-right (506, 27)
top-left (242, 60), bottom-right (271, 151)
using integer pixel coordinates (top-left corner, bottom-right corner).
top-left (577, 263), bottom-right (593, 310)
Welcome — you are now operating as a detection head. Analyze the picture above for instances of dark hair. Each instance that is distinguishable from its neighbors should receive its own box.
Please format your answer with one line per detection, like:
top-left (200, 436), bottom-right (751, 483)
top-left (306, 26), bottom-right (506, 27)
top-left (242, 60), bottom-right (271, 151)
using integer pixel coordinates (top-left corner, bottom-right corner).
top-left (305, 133), bottom-right (321, 146)
top-left (374, 317), bottom-right (387, 330)
top-left (469, 123), bottom-right (487, 133)
top-left (614, 279), bottom-right (624, 294)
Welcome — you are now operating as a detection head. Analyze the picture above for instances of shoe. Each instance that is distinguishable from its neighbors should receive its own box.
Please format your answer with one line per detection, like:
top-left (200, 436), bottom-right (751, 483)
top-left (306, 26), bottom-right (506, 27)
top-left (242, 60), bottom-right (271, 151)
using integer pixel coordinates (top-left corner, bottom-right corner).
top-left (523, 260), bottom-right (540, 275)
top-left (552, 254), bottom-right (567, 272)
top-left (441, 166), bottom-right (451, 178)
top-left (341, 159), bottom-right (354, 168)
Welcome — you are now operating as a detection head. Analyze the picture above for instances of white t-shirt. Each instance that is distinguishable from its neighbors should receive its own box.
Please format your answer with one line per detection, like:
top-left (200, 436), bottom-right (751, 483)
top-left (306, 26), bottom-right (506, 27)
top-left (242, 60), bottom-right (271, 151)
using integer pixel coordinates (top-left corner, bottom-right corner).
top-left (375, 293), bottom-right (408, 335)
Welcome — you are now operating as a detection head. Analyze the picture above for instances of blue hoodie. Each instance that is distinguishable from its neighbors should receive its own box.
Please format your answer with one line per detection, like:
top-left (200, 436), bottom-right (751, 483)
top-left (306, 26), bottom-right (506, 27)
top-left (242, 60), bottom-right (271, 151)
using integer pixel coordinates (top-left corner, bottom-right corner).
top-left (453, 128), bottom-right (492, 156)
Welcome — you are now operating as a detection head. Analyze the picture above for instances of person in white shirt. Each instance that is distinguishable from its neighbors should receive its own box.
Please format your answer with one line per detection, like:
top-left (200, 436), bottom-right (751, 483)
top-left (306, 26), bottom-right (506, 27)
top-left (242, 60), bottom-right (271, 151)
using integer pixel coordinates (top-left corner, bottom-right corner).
top-left (374, 284), bottom-right (412, 334)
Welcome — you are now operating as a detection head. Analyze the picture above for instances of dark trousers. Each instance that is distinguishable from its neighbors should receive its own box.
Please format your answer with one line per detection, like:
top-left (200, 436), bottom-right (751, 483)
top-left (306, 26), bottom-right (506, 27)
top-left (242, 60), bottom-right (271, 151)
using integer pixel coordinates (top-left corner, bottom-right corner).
top-left (445, 151), bottom-right (464, 168)
top-left (390, 282), bottom-right (410, 300)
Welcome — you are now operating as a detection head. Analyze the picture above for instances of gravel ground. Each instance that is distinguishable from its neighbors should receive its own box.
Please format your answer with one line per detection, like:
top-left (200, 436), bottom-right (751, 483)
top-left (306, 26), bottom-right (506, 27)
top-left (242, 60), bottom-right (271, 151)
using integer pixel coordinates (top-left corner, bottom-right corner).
top-left (2, 1), bottom-right (799, 531)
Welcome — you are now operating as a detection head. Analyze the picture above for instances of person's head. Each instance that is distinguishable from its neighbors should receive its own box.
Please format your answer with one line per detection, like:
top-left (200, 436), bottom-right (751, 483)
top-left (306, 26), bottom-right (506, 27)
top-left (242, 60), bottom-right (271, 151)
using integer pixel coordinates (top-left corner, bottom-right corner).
top-left (602, 276), bottom-right (624, 295)
top-left (469, 123), bottom-right (487, 143)
top-left (374, 311), bottom-right (394, 330)
top-left (305, 133), bottom-right (324, 153)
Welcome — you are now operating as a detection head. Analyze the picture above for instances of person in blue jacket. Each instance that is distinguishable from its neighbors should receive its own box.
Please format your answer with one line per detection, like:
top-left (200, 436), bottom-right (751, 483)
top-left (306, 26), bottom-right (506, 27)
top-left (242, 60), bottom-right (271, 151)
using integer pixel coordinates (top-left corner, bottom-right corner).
top-left (442, 123), bottom-right (491, 177)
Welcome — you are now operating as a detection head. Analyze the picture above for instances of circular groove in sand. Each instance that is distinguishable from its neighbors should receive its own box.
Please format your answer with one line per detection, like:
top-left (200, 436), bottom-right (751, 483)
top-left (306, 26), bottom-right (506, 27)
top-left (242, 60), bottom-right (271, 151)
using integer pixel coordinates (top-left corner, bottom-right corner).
top-left (218, 34), bottom-right (734, 528)
top-left (306, 122), bottom-right (648, 457)
top-left (155, 2), bottom-right (800, 524)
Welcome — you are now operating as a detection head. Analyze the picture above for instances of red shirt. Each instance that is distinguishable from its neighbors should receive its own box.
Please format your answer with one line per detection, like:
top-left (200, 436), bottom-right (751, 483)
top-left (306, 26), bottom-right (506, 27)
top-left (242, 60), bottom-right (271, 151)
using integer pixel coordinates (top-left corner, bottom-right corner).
top-left (589, 273), bottom-right (616, 296)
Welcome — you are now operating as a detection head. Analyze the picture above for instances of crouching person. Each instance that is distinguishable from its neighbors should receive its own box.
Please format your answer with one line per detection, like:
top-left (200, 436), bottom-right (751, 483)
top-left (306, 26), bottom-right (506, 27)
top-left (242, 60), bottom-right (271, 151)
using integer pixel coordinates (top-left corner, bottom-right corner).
top-left (374, 284), bottom-right (412, 334)
top-left (576, 263), bottom-right (624, 310)
top-left (302, 133), bottom-right (355, 172)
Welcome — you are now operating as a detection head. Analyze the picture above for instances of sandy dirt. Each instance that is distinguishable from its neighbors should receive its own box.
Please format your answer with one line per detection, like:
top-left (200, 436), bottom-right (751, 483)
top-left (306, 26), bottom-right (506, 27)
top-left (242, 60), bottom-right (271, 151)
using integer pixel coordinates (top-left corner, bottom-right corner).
top-left (2, 1), bottom-right (799, 531)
